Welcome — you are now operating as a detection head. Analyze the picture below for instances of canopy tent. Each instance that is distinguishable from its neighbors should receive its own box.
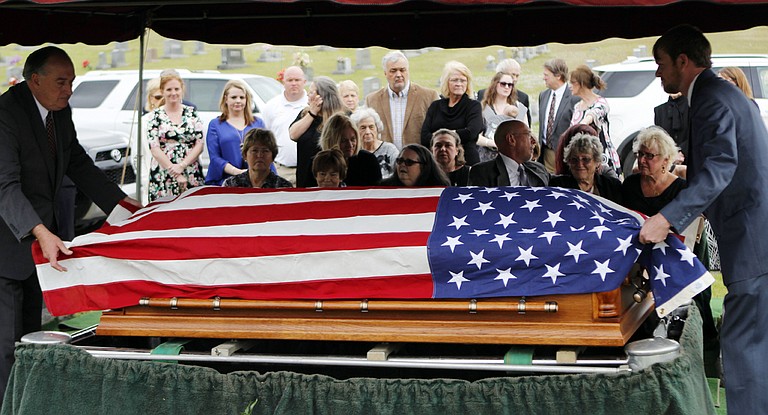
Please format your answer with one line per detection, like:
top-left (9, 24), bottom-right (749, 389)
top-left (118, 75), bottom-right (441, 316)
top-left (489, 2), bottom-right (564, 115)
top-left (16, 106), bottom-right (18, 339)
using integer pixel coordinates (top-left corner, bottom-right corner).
top-left (1, 0), bottom-right (768, 48)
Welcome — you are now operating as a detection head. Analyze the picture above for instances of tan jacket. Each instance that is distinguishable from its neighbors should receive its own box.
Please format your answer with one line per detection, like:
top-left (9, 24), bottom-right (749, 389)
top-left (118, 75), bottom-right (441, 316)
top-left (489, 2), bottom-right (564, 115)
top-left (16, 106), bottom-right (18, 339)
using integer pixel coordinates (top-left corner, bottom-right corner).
top-left (365, 83), bottom-right (439, 147)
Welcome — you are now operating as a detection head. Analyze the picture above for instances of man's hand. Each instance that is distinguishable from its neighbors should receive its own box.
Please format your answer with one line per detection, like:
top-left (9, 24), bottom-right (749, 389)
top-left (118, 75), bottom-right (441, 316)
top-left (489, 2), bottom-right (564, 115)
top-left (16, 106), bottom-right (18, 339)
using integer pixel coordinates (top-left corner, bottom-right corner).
top-left (639, 213), bottom-right (672, 244)
top-left (31, 224), bottom-right (72, 272)
top-left (122, 196), bottom-right (143, 209)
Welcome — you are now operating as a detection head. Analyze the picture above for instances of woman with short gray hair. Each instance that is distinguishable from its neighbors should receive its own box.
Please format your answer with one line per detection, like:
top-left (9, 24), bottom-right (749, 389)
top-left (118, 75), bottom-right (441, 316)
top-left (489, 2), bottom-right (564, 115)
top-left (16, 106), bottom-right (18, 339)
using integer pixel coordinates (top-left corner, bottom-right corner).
top-left (351, 107), bottom-right (398, 179)
top-left (550, 133), bottom-right (622, 203)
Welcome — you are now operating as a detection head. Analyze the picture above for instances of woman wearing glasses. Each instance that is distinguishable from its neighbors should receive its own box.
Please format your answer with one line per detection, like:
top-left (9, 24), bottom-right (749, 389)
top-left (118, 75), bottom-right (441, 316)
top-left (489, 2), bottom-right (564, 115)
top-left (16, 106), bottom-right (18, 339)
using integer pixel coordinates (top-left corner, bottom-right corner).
top-left (420, 61), bottom-right (484, 166)
top-left (477, 72), bottom-right (528, 163)
top-left (205, 80), bottom-right (266, 185)
top-left (621, 126), bottom-right (684, 214)
top-left (549, 133), bottom-right (622, 204)
top-left (382, 144), bottom-right (449, 187)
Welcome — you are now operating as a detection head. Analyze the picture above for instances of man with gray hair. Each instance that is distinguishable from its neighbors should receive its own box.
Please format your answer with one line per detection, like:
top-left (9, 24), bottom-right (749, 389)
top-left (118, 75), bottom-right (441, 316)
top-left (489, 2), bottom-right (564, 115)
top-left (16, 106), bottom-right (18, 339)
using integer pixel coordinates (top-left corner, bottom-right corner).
top-left (364, 51), bottom-right (438, 149)
top-left (476, 58), bottom-right (531, 126)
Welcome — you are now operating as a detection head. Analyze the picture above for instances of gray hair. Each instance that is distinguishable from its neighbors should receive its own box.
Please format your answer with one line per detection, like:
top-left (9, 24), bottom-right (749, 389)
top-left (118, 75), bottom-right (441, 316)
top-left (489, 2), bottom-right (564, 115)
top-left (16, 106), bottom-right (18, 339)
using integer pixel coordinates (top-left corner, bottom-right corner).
top-left (350, 107), bottom-right (384, 134)
top-left (563, 133), bottom-right (603, 163)
top-left (495, 58), bottom-right (521, 75)
top-left (633, 126), bottom-right (679, 162)
top-left (381, 51), bottom-right (408, 70)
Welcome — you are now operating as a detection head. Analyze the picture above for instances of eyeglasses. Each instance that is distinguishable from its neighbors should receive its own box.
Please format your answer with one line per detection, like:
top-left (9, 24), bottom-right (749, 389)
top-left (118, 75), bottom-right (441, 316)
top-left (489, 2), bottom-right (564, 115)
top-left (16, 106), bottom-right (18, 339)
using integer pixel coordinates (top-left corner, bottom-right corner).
top-left (567, 156), bottom-right (594, 165)
top-left (152, 95), bottom-right (163, 100)
top-left (498, 82), bottom-right (514, 88)
top-left (510, 131), bottom-right (535, 140)
top-left (396, 157), bottom-right (425, 167)
top-left (448, 78), bottom-right (468, 84)
top-left (635, 151), bottom-right (660, 160)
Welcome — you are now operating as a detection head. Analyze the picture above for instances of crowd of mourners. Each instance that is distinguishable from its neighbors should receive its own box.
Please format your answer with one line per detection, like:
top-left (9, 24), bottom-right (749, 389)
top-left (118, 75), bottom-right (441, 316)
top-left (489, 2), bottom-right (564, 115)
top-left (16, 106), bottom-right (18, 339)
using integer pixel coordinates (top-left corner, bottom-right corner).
top-left (144, 50), bottom-right (746, 377)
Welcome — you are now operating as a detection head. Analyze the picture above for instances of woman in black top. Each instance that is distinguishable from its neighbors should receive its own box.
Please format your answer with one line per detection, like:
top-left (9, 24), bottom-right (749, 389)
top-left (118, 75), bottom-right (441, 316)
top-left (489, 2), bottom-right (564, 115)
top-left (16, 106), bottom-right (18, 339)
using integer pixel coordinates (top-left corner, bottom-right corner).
top-left (420, 61), bottom-right (484, 166)
top-left (319, 113), bottom-right (381, 186)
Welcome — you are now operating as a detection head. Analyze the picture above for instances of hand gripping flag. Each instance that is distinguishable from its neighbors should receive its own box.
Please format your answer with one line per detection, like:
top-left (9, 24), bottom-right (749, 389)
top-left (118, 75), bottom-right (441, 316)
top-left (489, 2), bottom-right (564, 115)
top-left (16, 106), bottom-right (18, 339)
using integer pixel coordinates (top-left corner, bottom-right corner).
top-left (33, 186), bottom-right (713, 317)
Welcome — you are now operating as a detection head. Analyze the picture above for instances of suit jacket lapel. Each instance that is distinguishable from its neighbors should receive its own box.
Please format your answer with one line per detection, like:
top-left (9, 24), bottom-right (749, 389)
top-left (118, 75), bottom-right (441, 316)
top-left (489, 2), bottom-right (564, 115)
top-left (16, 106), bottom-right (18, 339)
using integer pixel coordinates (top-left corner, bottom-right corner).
top-left (495, 156), bottom-right (511, 186)
top-left (555, 88), bottom-right (573, 124)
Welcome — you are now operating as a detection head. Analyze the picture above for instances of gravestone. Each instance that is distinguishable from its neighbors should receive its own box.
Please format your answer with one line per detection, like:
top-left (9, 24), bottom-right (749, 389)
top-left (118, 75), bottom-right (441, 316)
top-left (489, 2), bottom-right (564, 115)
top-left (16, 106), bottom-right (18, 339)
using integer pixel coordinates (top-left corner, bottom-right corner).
top-left (403, 49), bottom-right (422, 58)
top-left (316, 45), bottom-right (337, 52)
top-left (497, 49), bottom-right (506, 62)
top-left (362, 77), bottom-right (381, 97)
top-left (333, 57), bottom-right (354, 75)
top-left (637, 45), bottom-right (648, 57)
top-left (146, 48), bottom-right (159, 62)
top-left (111, 49), bottom-right (127, 68)
top-left (217, 48), bottom-right (248, 70)
top-left (163, 40), bottom-right (186, 59)
top-left (485, 56), bottom-right (496, 71)
top-left (257, 51), bottom-right (283, 62)
top-left (115, 41), bottom-right (129, 51)
top-left (95, 52), bottom-right (110, 69)
top-left (193, 42), bottom-right (206, 55)
top-left (355, 49), bottom-right (374, 70)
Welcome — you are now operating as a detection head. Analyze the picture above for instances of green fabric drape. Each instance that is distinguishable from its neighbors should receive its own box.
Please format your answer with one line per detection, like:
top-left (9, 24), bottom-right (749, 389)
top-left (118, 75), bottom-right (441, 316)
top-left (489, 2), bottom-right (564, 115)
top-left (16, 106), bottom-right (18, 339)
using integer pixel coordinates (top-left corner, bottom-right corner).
top-left (1, 306), bottom-right (715, 415)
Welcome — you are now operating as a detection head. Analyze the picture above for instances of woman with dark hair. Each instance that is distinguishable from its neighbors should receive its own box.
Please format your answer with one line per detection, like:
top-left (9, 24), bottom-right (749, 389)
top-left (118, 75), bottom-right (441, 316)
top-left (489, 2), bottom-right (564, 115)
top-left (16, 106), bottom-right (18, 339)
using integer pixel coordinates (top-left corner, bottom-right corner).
top-left (205, 80), bottom-right (265, 185)
top-left (430, 129), bottom-right (469, 186)
top-left (312, 149), bottom-right (347, 188)
top-left (569, 65), bottom-right (621, 176)
top-left (478, 71), bottom-right (528, 162)
top-left (289, 76), bottom-right (345, 187)
top-left (319, 113), bottom-right (381, 186)
top-left (382, 144), bottom-right (450, 187)
top-left (549, 133), bottom-right (622, 203)
top-left (222, 129), bottom-right (292, 188)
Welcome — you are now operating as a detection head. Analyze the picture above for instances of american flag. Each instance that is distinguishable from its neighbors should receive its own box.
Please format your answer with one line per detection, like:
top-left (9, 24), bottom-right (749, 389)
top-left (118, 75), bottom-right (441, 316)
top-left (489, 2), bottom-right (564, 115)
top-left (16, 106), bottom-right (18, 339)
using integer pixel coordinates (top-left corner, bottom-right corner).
top-left (34, 186), bottom-right (713, 317)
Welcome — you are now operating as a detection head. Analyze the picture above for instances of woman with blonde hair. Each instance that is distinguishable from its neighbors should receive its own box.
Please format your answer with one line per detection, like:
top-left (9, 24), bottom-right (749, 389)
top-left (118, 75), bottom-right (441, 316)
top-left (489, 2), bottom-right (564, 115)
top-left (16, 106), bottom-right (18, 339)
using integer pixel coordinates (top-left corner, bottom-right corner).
top-left (289, 76), bottom-right (346, 187)
top-left (146, 71), bottom-right (205, 201)
top-left (718, 66), bottom-right (756, 101)
top-left (420, 60), bottom-right (484, 165)
top-left (205, 80), bottom-right (265, 185)
top-left (339, 80), bottom-right (360, 112)
top-left (569, 65), bottom-right (621, 177)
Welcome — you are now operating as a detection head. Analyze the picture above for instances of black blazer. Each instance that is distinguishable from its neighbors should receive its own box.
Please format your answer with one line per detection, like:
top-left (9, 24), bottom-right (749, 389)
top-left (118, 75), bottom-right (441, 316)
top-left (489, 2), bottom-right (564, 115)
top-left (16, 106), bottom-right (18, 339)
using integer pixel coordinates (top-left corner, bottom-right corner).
top-left (0, 82), bottom-right (125, 279)
top-left (467, 156), bottom-right (550, 187)
top-left (549, 173), bottom-right (623, 205)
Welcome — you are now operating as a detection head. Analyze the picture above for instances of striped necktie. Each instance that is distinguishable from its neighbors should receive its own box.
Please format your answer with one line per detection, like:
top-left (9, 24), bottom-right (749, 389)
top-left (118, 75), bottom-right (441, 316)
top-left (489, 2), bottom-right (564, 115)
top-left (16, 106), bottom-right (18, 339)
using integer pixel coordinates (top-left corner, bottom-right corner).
top-left (518, 164), bottom-right (529, 186)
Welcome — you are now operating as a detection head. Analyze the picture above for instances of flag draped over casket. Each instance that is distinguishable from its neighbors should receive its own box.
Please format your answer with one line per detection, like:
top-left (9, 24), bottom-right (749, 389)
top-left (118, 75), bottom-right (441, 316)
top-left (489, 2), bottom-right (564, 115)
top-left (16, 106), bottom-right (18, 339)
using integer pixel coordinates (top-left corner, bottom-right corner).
top-left (34, 186), bottom-right (713, 317)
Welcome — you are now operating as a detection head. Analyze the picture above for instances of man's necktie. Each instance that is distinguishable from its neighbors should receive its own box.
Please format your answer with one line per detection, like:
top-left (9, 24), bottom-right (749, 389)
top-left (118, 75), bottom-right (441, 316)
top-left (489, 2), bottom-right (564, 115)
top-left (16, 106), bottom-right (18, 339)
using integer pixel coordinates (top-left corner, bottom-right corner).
top-left (46, 111), bottom-right (57, 161)
top-left (518, 164), bottom-right (529, 186)
top-left (545, 92), bottom-right (557, 146)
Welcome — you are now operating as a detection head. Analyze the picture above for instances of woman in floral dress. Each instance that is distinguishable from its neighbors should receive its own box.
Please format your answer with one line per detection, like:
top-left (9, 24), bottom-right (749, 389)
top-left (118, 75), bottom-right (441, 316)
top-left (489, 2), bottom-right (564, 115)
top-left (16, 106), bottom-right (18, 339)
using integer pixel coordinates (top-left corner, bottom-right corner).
top-left (146, 71), bottom-right (205, 202)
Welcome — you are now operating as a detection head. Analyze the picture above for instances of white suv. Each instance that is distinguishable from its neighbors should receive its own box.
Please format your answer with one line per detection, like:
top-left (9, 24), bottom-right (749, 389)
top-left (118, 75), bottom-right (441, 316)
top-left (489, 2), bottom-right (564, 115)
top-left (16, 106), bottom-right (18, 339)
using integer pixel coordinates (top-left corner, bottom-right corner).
top-left (70, 69), bottom-right (283, 203)
top-left (594, 54), bottom-right (768, 176)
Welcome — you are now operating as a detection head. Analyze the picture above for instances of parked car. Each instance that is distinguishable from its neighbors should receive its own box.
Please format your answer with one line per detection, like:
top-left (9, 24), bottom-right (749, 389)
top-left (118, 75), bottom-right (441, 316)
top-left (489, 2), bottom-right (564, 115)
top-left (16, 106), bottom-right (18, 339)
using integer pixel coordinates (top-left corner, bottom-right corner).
top-left (70, 69), bottom-right (283, 204)
top-left (594, 54), bottom-right (768, 176)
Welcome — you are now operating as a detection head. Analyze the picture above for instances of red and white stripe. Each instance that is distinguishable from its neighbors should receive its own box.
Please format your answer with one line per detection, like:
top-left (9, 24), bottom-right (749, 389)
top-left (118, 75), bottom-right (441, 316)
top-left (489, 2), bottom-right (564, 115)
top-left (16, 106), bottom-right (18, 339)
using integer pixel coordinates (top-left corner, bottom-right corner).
top-left (35, 186), bottom-right (445, 316)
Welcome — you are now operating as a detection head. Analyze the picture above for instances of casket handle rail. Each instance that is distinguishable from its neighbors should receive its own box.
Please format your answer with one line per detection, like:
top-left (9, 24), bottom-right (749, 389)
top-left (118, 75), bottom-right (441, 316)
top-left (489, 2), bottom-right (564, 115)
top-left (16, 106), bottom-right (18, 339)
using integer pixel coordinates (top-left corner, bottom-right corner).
top-left (139, 297), bottom-right (559, 314)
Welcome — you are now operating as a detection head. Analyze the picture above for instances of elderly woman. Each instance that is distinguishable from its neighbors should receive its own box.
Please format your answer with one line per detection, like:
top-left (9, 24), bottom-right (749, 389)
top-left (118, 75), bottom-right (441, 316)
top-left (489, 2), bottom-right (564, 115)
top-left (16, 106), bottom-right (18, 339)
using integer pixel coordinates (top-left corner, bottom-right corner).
top-left (144, 78), bottom-right (164, 113)
top-left (478, 71), bottom-right (528, 162)
top-left (621, 126), bottom-right (684, 215)
top-left (205, 80), bottom-right (266, 185)
top-left (569, 65), bottom-right (621, 177)
top-left (382, 144), bottom-right (450, 187)
top-left (339, 80), bottom-right (360, 112)
top-left (430, 128), bottom-right (469, 186)
top-left (222, 129), bottom-right (292, 188)
top-left (146, 71), bottom-right (205, 202)
top-left (550, 133), bottom-right (622, 203)
top-left (319, 113), bottom-right (381, 186)
top-left (289, 76), bottom-right (346, 187)
top-left (312, 149), bottom-right (347, 188)
top-left (420, 61), bottom-right (484, 166)
top-left (350, 107), bottom-right (398, 179)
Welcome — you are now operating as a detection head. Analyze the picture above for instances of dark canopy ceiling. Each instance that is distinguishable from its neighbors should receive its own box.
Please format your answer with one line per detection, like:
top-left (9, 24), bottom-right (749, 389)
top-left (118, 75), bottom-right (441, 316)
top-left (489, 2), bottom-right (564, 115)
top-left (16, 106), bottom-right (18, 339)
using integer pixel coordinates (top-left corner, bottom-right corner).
top-left (1, 0), bottom-right (767, 48)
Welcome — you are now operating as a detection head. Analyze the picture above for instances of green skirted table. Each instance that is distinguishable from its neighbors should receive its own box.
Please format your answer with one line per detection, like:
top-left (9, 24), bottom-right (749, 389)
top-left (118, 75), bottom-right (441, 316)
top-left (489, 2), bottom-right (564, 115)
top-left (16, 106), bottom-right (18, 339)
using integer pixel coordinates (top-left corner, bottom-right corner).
top-left (1, 307), bottom-right (715, 415)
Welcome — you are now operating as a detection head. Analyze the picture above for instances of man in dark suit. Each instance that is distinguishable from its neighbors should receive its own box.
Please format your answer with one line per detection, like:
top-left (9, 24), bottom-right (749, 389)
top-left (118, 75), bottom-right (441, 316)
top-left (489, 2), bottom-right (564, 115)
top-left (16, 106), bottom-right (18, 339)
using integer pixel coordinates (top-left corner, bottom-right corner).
top-left (640, 25), bottom-right (768, 415)
top-left (468, 119), bottom-right (549, 187)
top-left (476, 58), bottom-right (531, 126)
top-left (537, 58), bottom-right (579, 173)
top-left (0, 46), bottom-right (141, 396)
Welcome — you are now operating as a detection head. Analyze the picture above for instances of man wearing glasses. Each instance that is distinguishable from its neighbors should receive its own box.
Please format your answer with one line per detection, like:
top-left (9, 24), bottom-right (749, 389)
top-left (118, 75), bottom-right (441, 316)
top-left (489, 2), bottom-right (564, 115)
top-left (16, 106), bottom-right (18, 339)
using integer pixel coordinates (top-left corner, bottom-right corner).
top-left (468, 119), bottom-right (549, 187)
